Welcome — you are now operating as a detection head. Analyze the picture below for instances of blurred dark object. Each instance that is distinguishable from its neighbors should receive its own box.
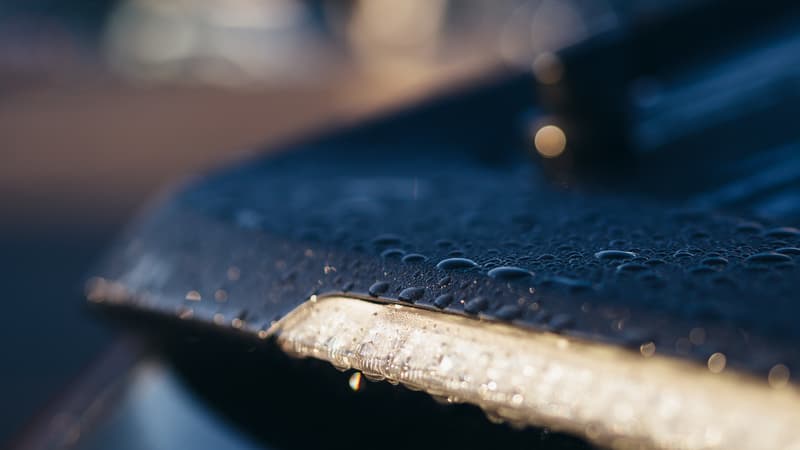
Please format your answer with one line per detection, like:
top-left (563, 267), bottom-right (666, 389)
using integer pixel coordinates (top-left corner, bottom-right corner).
top-left (538, 0), bottom-right (800, 181)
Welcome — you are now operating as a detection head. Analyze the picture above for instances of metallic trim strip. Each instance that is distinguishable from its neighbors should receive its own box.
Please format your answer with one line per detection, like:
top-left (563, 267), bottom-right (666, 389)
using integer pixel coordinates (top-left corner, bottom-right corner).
top-left (271, 295), bottom-right (800, 450)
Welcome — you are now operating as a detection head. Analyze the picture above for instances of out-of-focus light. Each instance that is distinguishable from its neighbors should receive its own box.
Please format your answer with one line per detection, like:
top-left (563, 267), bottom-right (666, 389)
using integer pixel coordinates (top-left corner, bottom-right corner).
top-left (769, 364), bottom-right (790, 389)
top-left (178, 307), bottom-right (194, 320)
top-left (532, 52), bottom-right (563, 85)
top-left (185, 290), bottom-right (202, 301)
top-left (498, 0), bottom-right (606, 67)
top-left (689, 327), bottom-right (706, 346)
top-left (534, 124), bottom-right (567, 158)
top-left (345, 0), bottom-right (447, 72)
top-left (639, 341), bottom-right (656, 358)
top-left (104, 0), bottom-right (329, 86)
top-left (214, 289), bottom-right (228, 302)
top-left (227, 266), bottom-right (241, 281)
top-left (707, 352), bottom-right (727, 374)
top-left (348, 372), bottom-right (363, 392)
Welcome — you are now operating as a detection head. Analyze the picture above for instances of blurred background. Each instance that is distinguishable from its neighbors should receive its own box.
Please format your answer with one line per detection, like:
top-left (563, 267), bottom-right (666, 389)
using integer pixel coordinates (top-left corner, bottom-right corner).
top-left (0, 0), bottom-right (704, 446)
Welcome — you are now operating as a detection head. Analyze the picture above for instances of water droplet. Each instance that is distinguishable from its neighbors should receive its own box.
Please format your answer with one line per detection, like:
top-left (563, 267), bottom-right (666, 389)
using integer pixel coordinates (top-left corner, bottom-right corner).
top-left (745, 252), bottom-right (792, 264)
top-left (185, 290), bottom-right (202, 301)
top-left (227, 266), bottom-right (241, 281)
top-left (764, 227), bottom-right (800, 239)
top-left (214, 289), bottom-right (228, 302)
top-left (177, 307), bottom-right (194, 320)
top-left (348, 372), bottom-right (363, 391)
top-left (368, 281), bottom-right (389, 296)
top-left (768, 364), bottom-right (790, 389)
top-left (398, 287), bottom-right (425, 302)
top-left (640, 341), bottom-right (656, 357)
top-left (402, 253), bottom-right (427, 264)
top-left (776, 247), bottom-right (800, 255)
top-left (433, 294), bottom-right (454, 309)
top-left (736, 221), bottom-right (763, 233)
top-left (381, 248), bottom-right (405, 259)
top-left (436, 258), bottom-right (479, 270)
top-left (342, 281), bottom-right (354, 292)
top-left (437, 276), bottom-right (452, 287)
top-left (487, 266), bottom-right (534, 280)
top-left (701, 256), bottom-right (728, 267)
top-left (594, 250), bottom-right (636, 260)
top-left (495, 305), bottom-right (522, 320)
top-left (707, 352), bottom-right (727, 373)
top-left (464, 296), bottom-right (489, 314)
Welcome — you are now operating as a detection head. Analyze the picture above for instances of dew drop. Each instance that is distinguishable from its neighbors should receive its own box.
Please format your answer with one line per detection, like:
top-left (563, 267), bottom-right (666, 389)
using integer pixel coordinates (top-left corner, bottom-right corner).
top-left (495, 305), bottom-right (522, 320)
top-left (185, 290), bottom-right (202, 301)
top-left (594, 250), bottom-right (636, 260)
top-left (764, 227), bottom-right (800, 239)
top-left (487, 266), bottom-right (534, 280)
top-left (380, 248), bottom-right (405, 259)
top-left (402, 253), bottom-right (427, 264)
top-left (701, 256), bottom-right (728, 267)
top-left (368, 281), bottom-right (389, 297)
top-left (464, 296), bottom-right (489, 314)
top-left (436, 257), bottom-right (479, 270)
top-left (745, 252), bottom-right (792, 264)
top-left (348, 372), bottom-right (363, 391)
top-left (433, 294), bottom-right (454, 309)
top-left (398, 287), bottom-right (425, 303)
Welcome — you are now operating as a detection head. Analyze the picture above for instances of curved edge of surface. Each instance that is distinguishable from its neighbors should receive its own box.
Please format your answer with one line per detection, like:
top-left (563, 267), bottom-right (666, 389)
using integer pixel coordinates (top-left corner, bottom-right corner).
top-left (87, 279), bottom-right (800, 450)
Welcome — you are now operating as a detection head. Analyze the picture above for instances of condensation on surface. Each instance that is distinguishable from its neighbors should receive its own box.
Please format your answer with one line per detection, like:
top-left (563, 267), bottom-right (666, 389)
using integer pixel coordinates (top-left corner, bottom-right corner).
top-left (271, 296), bottom-right (800, 450)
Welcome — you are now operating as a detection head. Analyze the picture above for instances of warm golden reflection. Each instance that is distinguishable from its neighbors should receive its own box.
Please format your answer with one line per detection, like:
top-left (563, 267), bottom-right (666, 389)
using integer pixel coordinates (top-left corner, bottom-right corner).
top-left (184, 290), bottom-right (202, 301)
top-left (769, 364), bottom-right (791, 389)
top-left (707, 352), bottom-right (727, 374)
top-left (534, 124), bottom-right (567, 158)
top-left (348, 372), bottom-right (363, 392)
top-left (227, 266), bottom-right (241, 281)
top-left (270, 296), bottom-right (800, 450)
top-left (214, 289), bottom-right (228, 302)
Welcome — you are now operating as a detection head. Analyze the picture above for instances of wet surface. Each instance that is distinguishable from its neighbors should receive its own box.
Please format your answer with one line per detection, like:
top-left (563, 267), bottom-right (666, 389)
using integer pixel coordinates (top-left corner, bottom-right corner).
top-left (90, 74), bottom-right (800, 384)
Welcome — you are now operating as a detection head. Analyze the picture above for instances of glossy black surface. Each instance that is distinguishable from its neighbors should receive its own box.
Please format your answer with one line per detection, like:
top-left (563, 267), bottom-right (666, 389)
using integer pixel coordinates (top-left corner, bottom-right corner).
top-left (92, 72), bottom-right (800, 380)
